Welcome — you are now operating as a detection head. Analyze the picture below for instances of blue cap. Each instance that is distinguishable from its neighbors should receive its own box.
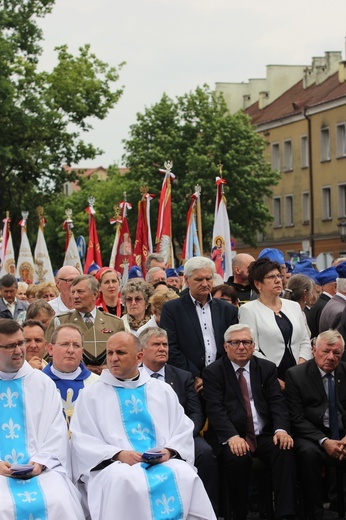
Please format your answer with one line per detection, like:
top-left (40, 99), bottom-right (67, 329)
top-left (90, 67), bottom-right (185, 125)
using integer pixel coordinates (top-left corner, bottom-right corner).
top-left (336, 261), bottom-right (346, 279)
top-left (315, 266), bottom-right (338, 286)
top-left (258, 248), bottom-right (284, 264)
top-left (166, 268), bottom-right (178, 278)
top-left (87, 263), bottom-right (100, 274)
top-left (292, 259), bottom-right (318, 281)
top-left (285, 261), bottom-right (294, 273)
top-left (176, 265), bottom-right (184, 274)
top-left (128, 266), bottom-right (143, 279)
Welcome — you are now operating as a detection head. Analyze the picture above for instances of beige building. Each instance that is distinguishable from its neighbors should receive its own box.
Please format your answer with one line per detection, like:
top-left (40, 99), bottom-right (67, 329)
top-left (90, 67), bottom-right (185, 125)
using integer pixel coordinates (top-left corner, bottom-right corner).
top-left (217, 51), bottom-right (346, 261)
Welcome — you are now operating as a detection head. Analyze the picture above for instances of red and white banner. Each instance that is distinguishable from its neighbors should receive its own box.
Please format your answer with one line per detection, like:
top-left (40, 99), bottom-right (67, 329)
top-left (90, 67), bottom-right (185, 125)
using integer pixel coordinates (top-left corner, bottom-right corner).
top-left (155, 164), bottom-right (175, 266)
top-left (211, 177), bottom-right (232, 281)
top-left (134, 193), bottom-right (154, 275)
top-left (84, 204), bottom-right (103, 274)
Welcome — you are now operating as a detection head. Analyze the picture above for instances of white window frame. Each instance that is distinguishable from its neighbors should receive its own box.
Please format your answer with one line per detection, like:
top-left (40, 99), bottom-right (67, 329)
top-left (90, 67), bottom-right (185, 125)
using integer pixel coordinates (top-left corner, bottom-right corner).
top-left (338, 184), bottom-right (346, 218)
top-left (302, 192), bottom-right (310, 224)
top-left (322, 186), bottom-right (332, 220)
top-left (321, 127), bottom-right (330, 162)
top-left (336, 123), bottom-right (346, 158)
top-left (273, 197), bottom-right (282, 228)
top-left (271, 143), bottom-right (281, 172)
top-left (285, 195), bottom-right (294, 226)
top-left (283, 140), bottom-right (293, 172)
top-left (301, 135), bottom-right (309, 168)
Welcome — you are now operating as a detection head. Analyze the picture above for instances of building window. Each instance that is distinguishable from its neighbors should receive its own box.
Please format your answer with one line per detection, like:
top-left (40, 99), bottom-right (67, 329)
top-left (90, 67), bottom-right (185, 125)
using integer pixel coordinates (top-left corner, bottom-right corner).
top-left (271, 143), bottom-right (280, 171)
top-left (322, 187), bottom-right (332, 220)
top-left (302, 192), bottom-right (310, 224)
top-left (283, 140), bottom-right (293, 172)
top-left (285, 195), bottom-right (294, 226)
top-left (336, 123), bottom-right (346, 158)
top-left (273, 197), bottom-right (281, 227)
top-left (338, 184), bottom-right (346, 218)
top-left (301, 136), bottom-right (309, 168)
top-left (321, 128), bottom-right (330, 162)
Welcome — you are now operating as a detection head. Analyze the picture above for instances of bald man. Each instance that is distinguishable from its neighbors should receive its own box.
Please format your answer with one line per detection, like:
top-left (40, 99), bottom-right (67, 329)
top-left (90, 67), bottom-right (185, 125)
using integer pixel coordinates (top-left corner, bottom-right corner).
top-left (49, 266), bottom-right (80, 315)
top-left (226, 253), bottom-right (255, 304)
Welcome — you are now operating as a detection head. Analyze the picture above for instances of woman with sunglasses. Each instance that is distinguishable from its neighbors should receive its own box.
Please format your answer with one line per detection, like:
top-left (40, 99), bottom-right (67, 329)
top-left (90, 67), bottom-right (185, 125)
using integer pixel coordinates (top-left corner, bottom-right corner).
top-left (121, 279), bottom-right (153, 334)
top-left (239, 258), bottom-right (311, 389)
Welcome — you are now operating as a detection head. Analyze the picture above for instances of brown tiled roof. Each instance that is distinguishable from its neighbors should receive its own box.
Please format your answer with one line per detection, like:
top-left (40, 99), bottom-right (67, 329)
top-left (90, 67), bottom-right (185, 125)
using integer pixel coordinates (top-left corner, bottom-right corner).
top-left (245, 72), bottom-right (346, 126)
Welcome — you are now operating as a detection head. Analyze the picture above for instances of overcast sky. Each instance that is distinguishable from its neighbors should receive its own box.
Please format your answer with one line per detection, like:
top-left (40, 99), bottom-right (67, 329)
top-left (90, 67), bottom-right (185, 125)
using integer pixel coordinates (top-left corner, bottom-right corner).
top-left (38, 0), bottom-right (346, 168)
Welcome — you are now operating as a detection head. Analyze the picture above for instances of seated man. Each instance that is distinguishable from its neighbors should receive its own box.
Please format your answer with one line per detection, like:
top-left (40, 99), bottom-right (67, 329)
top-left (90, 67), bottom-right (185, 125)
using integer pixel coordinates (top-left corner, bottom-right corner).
top-left (140, 326), bottom-right (219, 514)
top-left (285, 330), bottom-right (346, 520)
top-left (43, 324), bottom-right (99, 432)
top-left (203, 324), bottom-right (296, 520)
top-left (0, 319), bottom-right (84, 520)
top-left (70, 331), bottom-right (216, 520)
top-left (23, 319), bottom-right (48, 370)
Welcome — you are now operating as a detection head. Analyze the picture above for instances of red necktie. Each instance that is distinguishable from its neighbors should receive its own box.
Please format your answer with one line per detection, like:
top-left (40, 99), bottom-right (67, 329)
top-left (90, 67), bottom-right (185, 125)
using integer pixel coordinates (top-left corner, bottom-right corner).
top-left (237, 367), bottom-right (257, 452)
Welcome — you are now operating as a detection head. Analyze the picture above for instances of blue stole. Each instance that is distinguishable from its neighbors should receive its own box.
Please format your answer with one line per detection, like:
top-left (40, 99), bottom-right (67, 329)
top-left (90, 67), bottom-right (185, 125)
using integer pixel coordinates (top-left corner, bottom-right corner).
top-left (114, 384), bottom-right (183, 520)
top-left (0, 378), bottom-right (47, 520)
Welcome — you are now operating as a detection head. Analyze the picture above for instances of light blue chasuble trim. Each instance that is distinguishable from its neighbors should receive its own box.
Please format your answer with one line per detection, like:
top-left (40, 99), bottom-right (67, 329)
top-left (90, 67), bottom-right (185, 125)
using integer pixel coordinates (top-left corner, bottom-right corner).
top-left (0, 379), bottom-right (47, 520)
top-left (114, 385), bottom-right (183, 520)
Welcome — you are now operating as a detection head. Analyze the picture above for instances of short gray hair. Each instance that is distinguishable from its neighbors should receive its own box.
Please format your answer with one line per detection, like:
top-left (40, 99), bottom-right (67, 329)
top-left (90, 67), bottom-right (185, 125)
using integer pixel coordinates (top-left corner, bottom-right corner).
top-left (224, 323), bottom-right (255, 343)
top-left (139, 327), bottom-right (167, 348)
top-left (71, 275), bottom-right (100, 294)
top-left (145, 253), bottom-right (165, 270)
top-left (145, 267), bottom-right (166, 284)
top-left (337, 278), bottom-right (346, 293)
top-left (316, 330), bottom-right (345, 351)
top-left (184, 256), bottom-right (215, 278)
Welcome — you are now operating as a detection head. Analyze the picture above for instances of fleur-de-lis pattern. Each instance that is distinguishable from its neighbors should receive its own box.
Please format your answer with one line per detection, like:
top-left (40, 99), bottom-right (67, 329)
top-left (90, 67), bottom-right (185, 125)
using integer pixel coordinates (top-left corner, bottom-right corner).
top-left (125, 394), bottom-right (143, 414)
top-left (0, 387), bottom-right (18, 408)
top-left (131, 423), bottom-right (149, 441)
top-left (155, 494), bottom-right (175, 515)
top-left (0, 379), bottom-right (48, 519)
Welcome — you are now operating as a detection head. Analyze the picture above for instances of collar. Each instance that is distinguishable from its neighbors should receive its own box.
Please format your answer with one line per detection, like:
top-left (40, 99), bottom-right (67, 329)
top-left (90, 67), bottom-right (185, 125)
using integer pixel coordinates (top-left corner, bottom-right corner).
top-left (231, 359), bottom-right (251, 373)
top-left (336, 292), bottom-right (346, 301)
top-left (51, 364), bottom-right (82, 380)
top-left (317, 366), bottom-right (335, 378)
top-left (142, 363), bottom-right (166, 379)
top-left (189, 292), bottom-right (212, 308)
top-left (80, 308), bottom-right (97, 319)
top-left (3, 297), bottom-right (16, 306)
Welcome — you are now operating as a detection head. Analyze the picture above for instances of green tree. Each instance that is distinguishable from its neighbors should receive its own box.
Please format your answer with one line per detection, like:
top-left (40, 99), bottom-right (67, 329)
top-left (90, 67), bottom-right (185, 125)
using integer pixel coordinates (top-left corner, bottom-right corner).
top-left (0, 0), bottom-right (124, 249)
top-left (123, 85), bottom-right (280, 249)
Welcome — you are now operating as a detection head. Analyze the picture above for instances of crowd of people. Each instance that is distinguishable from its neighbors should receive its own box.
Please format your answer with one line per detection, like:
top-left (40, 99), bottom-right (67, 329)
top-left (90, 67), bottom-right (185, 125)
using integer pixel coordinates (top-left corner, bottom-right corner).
top-left (1, 249), bottom-right (346, 520)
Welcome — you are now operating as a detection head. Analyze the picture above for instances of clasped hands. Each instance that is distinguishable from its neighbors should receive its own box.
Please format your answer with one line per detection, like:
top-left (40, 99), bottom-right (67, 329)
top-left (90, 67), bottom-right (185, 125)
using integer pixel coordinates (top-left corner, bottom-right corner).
top-left (0, 461), bottom-right (44, 478)
top-left (228, 431), bottom-right (294, 457)
top-left (113, 448), bottom-right (172, 466)
top-left (323, 437), bottom-right (346, 460)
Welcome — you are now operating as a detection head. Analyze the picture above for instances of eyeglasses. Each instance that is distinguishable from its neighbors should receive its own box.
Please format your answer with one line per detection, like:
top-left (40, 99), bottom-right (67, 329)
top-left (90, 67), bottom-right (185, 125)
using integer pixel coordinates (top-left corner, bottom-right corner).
top-left (125, 296), bottom-right (144, 303)
top-left (0, 340), bottom-right (27, 351)
top-left (58, 277), bottom-right (76, 284)
top-left (263, 274), bottom-right (284, 281)
top-left (54, 342), bottom-right (83, 350)
top-left (225, 340), bottom-right (253, 348)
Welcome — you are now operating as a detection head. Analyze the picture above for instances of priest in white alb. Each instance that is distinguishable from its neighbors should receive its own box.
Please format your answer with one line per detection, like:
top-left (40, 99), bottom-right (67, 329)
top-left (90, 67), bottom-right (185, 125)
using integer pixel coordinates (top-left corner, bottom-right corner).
top-left (70, 330), bottom-right (216, 520)
top-left (0, 319), bottom-right (84, 520)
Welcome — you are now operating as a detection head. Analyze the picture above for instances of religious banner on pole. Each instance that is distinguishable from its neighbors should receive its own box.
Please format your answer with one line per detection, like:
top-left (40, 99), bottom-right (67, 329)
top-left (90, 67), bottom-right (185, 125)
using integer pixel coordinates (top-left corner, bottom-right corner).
top-left (182, 187), bottom-right (201, 261)
top-left (63, 209), bottom-right (83, 274)
top-left (134, 186), bottom-right (154, 276)
top-left (16, 211), bottom-right (35, 284)
top-left (110, 193), bottom-right (133, 277)
top-left (155, 160), bottom-right (175, 267)
top-left (33, 207), bottom-right (54, 283)
top-left (211, 165), bottom-right (232, 281)
top-left (0, 212), bottom-right (11, 272)
top-left (0, 212), bottom-right (16, 277)
top-left (84, 196), bottom-right (103, 274)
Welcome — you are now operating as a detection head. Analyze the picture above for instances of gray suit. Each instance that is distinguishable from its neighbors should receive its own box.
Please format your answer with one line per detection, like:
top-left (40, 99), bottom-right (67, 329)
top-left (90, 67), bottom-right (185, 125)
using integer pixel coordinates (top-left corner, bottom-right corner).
top-left (319, 294), bottom-right (346, 333)
top-left (0, 298), bottom-right (28, 320)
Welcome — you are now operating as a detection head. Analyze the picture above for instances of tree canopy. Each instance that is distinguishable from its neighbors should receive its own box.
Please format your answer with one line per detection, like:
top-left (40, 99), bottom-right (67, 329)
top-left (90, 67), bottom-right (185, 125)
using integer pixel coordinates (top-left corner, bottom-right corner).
top-left (123, 85), bottom-right (280, 248)
top-left (0, 0), bottom-right (124, 247)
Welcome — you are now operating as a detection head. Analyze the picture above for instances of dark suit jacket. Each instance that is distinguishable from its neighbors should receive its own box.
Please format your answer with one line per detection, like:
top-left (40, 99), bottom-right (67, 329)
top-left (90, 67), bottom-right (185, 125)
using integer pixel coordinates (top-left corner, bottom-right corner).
top-left (285, 358), bottom-right (346, 444)
top-left (46, 309), bottom-right (124, 365)
top-left (163, 364), bottom-right (205, 436)
top-left (319, 294), bottom-right (346, 333)
top-left (203, 355), bottom-right (290, 453)
top-left (160, 292), bottom-right (238, 378)
top-left (307, 293), bottom-right (331, 339)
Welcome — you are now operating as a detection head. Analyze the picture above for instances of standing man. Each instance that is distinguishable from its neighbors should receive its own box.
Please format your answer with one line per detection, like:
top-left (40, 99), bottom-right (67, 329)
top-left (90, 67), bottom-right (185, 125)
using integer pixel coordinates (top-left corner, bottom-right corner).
top-left (49, 265), bottom-right (80, 315)
top-left (70, 331), bottom-right (216, 520)
top-left (47, 275), bottom-right (124, 373)
top-left (226, 253), bottom-right (255, 304)
top-left (43, 324), bottom-right (98, 431)
top-left (160, 256), bottom-right (238, 390)
top-left (0, 319), bottom-right (84, 519)
top-left (319, 262), bottom-right (346, 332)
top-left (140, 326), bottom-right (219, 514)
top-left (22, 319), bottom-right (48, 370)
top-left (203, 324), bottom-right (296, 520)
top-left (285, 330), bottom-right (346, 520)
top-left (145, 253), bottom-right (166, 271)
top-left (0, 274), bottom-right (28, 319)
top-left (307, 266), bottom-right (338, 339)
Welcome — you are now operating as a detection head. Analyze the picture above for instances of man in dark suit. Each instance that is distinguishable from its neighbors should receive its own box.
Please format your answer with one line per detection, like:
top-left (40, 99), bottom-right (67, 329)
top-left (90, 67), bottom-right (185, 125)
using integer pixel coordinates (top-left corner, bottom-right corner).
top-left (307, 266), bottom-right (337, 339)
top-left (203, 323), bottom-right (296, 520)
top-left (46, 275), bottom-right (124, 373)
top-left (139, 326), bottom-right (219, 515)
top-left (285, 330), bottom-right (346, 520)
top-left (319, 262), bottom-right (346, 333)
top-left (0, 274), bottom-right (28, 319)
top-left (160, 256), bottom-right (238, 392)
